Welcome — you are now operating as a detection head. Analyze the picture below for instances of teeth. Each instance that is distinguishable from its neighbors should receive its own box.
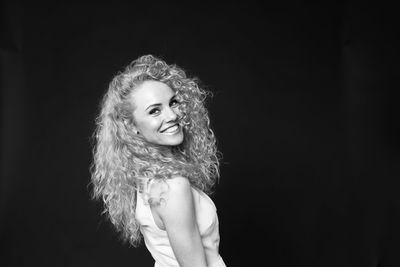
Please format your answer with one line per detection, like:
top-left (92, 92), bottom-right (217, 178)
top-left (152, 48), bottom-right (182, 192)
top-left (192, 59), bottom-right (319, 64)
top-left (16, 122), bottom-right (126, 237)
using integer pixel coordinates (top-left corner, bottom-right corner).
top-left (163, 125), bottom-right (178, 133)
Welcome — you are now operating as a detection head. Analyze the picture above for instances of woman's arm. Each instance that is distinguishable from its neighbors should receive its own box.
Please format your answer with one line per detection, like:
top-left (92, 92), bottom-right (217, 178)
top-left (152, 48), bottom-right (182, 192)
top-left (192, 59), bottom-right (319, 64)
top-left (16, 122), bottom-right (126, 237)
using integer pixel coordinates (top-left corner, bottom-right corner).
top-left (153, 176), bottom-right (207, 267)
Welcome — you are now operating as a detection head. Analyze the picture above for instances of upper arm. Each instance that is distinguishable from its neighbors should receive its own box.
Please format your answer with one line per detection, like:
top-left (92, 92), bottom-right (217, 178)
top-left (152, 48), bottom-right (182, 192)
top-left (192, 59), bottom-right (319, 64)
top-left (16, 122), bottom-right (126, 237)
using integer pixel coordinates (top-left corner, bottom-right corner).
top-left (153, 176), bottom-right (207, 267)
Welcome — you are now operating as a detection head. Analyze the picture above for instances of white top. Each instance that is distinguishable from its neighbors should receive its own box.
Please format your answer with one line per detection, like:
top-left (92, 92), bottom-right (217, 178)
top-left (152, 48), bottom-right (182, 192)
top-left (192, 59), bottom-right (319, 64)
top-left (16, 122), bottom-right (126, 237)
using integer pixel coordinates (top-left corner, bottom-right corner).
top-left (136, 186), bottom-right (226, 267)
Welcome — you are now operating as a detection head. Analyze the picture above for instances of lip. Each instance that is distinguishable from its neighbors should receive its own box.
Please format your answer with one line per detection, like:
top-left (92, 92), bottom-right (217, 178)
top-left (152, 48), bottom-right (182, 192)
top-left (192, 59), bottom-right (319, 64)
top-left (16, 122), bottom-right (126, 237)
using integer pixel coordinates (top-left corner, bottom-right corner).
top-left (160, 123), bottom-right (179, 133)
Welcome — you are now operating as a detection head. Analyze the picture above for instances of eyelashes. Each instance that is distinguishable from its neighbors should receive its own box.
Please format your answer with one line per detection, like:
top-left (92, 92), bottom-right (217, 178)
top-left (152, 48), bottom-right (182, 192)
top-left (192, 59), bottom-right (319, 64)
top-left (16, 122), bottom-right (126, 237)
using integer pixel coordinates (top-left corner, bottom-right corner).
top-left (148, 98), bottom-right (180, 116)
top-left (170, 98), bottom-right (179, 107)
top-left (149, 108), bottom-right (160, 115)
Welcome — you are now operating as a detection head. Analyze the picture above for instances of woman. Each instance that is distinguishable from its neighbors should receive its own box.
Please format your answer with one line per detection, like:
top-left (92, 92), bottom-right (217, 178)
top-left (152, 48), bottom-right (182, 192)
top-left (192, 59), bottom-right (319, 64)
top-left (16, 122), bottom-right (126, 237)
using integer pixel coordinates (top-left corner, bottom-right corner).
top-left (91, 55), bottom-right (226, 267)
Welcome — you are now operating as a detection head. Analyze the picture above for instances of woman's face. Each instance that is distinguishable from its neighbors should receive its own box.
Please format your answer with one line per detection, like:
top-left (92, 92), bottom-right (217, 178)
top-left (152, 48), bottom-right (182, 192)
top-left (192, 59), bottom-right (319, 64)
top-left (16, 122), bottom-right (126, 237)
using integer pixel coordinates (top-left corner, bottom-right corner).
top-left (130, 80), bottom-right (184, 146)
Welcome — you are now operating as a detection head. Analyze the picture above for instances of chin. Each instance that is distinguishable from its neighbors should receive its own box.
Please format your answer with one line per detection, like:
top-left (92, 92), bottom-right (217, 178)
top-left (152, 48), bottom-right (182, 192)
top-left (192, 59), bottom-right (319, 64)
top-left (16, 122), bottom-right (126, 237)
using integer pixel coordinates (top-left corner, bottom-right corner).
top-left (164, 135), bottom-right (184, 146)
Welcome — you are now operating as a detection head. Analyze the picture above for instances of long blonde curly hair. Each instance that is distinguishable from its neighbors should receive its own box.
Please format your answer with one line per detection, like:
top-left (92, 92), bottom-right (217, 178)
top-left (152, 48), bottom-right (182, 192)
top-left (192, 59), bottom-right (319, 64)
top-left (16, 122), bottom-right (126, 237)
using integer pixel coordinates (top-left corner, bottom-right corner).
top-left (90, 55), bottom-right (220, 246)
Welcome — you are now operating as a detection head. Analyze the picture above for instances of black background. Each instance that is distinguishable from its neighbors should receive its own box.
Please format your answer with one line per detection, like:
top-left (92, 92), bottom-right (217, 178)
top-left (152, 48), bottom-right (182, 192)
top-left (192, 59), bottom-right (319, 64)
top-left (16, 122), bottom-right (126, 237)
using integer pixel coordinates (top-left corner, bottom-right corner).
top-left (1, 1), bottom-right (399, 266)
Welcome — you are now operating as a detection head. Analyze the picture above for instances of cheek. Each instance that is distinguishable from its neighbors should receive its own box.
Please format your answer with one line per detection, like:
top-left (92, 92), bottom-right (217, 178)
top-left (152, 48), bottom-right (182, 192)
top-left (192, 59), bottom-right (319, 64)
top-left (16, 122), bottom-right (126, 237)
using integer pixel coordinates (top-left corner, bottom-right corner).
top-left (137, 118), bottom-right (160, 133)
top-left (174, 106), bottom-right (183, 117)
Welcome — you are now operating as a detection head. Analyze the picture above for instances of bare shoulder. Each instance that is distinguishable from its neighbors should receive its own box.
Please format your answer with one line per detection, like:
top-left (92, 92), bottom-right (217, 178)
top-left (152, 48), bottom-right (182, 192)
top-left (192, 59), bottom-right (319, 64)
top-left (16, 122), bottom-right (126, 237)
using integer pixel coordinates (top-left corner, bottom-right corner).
top-left (161, 176), bottom-right (193, 204)
top-left (164, 176), bottom-right (191, 194)
top-left (153, 176), bottom-right (194, 215)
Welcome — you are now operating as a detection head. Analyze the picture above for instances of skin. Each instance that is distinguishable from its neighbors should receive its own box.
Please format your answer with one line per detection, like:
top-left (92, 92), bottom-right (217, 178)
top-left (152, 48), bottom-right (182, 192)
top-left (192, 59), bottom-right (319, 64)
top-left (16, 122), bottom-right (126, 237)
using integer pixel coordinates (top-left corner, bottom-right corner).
top-left (131, 80), bottom-right (208, 266)
top-left (130, 80), bottom-right (184, 146)
top-left (153, 177), bottom-right (208, 267)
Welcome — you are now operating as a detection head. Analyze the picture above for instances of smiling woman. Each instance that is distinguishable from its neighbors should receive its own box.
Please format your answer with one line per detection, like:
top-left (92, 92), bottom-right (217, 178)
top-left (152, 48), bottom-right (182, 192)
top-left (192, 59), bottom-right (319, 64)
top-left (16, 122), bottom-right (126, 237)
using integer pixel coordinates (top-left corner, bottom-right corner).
top-left (130, 81), bottom-right (184, 146)
top-left (90, 55), bottom-right (226, 267)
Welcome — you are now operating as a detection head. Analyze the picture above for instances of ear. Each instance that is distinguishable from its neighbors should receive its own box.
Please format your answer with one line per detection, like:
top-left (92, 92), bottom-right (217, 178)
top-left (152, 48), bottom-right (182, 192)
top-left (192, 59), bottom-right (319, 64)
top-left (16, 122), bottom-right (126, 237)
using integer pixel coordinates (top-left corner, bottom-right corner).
top-left (123, 119), bottom-right (140, 134)
top-left (131, 123), bottom-right (140, 135)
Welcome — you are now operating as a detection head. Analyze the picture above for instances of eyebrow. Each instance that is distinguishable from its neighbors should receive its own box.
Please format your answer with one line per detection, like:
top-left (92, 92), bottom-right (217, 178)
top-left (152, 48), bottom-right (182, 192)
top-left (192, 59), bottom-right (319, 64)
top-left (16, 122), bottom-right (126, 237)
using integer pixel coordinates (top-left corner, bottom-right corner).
top-left (145, 95), bottom-right (176, 111)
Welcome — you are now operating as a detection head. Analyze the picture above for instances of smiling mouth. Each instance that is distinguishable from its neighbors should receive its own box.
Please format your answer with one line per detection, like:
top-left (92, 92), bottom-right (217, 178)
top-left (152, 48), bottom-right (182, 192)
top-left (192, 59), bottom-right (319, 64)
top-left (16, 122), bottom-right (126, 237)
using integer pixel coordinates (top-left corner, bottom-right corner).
top-left (161, 124), bottom-right (180, 134)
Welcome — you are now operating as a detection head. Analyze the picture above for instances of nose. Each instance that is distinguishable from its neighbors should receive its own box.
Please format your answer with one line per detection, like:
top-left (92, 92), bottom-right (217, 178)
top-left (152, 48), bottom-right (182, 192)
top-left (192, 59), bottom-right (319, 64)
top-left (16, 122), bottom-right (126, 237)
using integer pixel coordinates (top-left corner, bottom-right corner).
top-left (164, 106), bottom-right (178, 122)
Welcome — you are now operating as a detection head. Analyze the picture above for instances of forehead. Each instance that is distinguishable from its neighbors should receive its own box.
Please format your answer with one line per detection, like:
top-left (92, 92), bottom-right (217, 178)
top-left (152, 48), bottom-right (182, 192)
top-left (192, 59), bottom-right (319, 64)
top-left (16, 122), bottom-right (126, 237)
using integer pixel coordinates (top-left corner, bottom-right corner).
top-left (130, 81), bottom-right (175, 109)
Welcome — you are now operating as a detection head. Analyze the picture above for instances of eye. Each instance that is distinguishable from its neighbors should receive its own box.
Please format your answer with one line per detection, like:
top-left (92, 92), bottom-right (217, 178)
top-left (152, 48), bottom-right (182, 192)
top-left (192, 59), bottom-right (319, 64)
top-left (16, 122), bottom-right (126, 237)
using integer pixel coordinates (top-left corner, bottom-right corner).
top-left (149, 108), bottom-right (160, 115)
top-left (170, 98), bottom-right (180, 107)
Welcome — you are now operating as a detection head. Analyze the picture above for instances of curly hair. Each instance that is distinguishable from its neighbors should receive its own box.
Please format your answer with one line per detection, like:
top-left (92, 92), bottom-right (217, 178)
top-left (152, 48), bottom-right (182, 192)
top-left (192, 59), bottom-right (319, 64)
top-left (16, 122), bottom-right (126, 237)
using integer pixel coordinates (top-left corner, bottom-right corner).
top-left (90, 55), bottom-right (220, 246)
